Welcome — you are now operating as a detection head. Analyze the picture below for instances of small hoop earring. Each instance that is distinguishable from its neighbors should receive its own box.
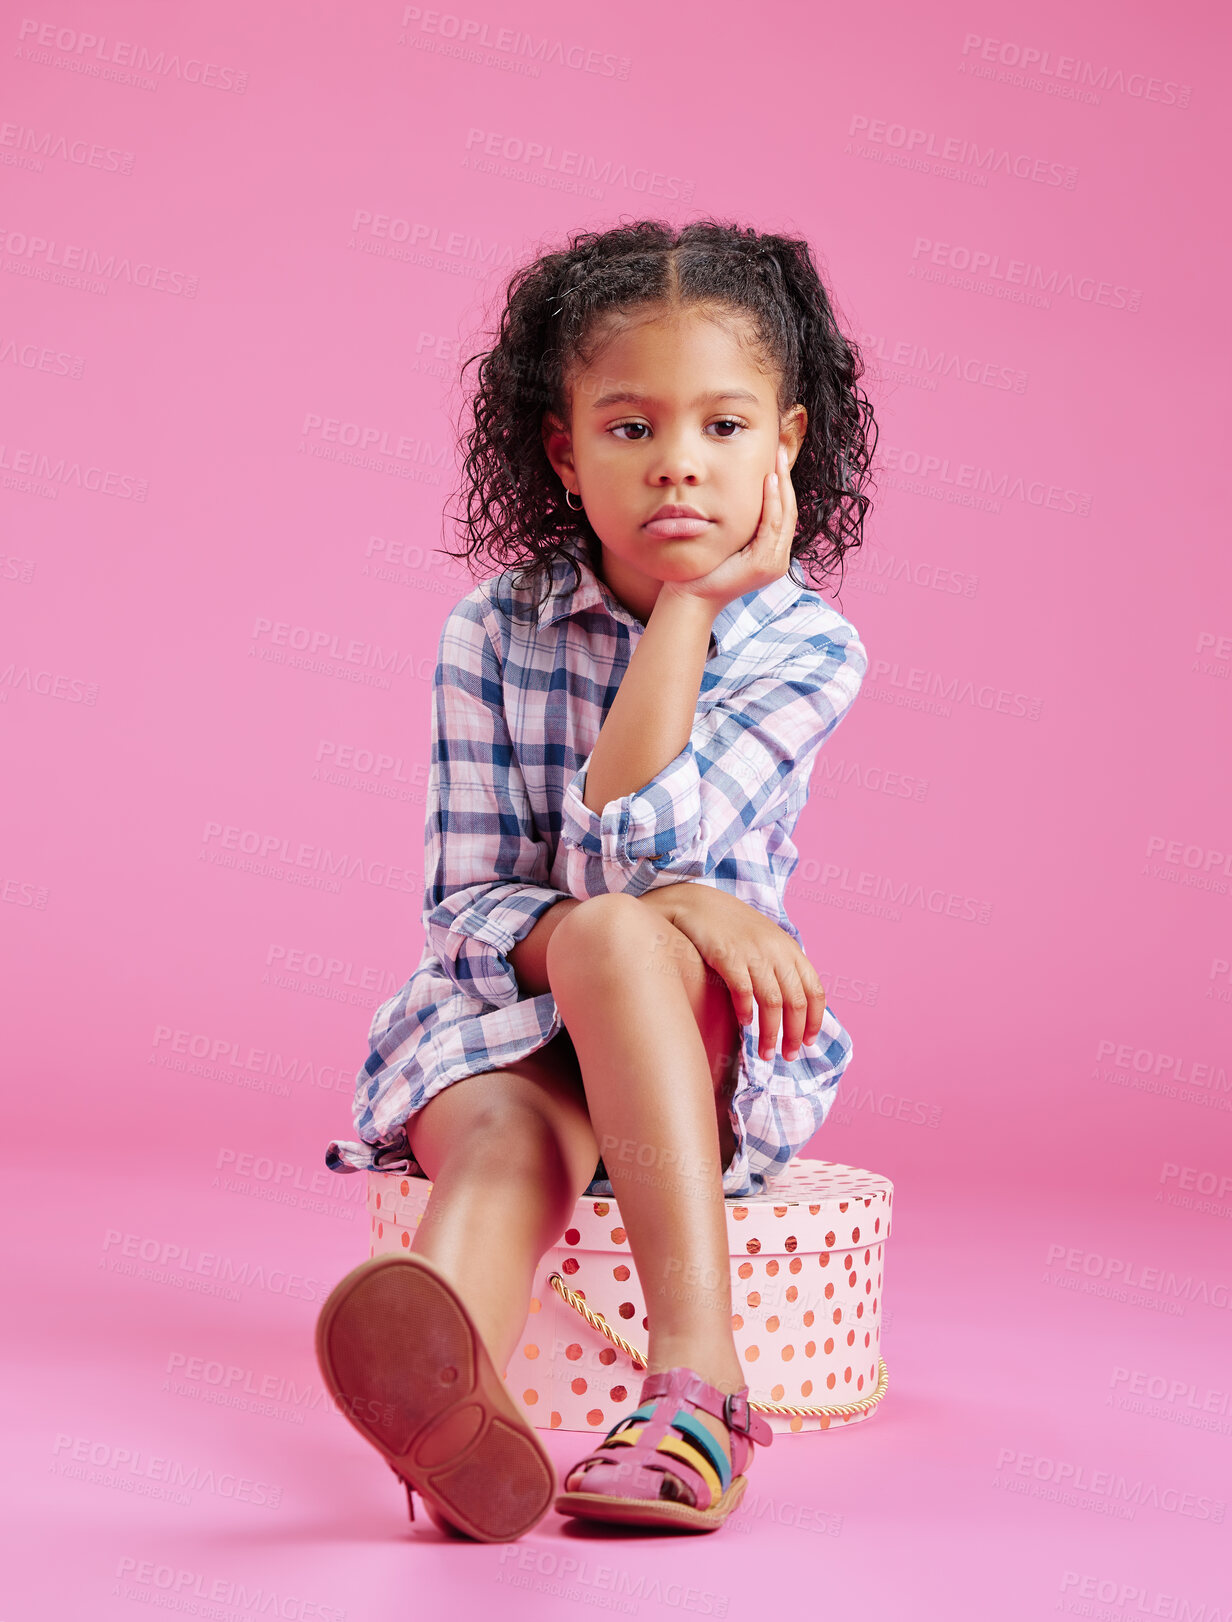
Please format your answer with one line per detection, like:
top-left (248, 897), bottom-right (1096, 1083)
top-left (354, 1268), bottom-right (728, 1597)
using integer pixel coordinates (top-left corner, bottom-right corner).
top-left (565, 488), bottom-right (583, 511)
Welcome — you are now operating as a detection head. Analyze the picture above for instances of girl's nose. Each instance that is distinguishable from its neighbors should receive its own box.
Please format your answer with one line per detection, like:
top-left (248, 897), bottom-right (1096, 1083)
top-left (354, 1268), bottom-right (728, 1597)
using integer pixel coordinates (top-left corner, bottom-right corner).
top-left (648, 441), bottom-right (701, 486)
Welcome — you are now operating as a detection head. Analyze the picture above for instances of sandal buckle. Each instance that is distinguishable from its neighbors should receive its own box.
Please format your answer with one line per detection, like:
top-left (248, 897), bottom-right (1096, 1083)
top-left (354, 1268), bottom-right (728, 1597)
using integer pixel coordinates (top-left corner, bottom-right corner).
top-left (723, 1390), bottom-right (752, 1436)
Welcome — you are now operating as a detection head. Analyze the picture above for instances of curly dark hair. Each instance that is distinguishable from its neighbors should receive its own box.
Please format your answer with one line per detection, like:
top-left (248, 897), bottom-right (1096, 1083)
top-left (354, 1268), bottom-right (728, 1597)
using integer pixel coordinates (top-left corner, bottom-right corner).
top-left (439, 216), bottom-right (878, 620)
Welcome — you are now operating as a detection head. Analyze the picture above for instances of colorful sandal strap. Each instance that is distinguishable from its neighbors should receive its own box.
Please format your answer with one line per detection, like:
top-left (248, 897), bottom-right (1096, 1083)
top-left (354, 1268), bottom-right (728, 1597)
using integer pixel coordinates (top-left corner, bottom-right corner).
top-left (603, 1401), bottom-right (656, 1440)
top-left (594, 1426), bottom-right (725, 1506)
top-left (665, 1410), bottom-right (732, 1489)
top-left (604, 1402), bottom-right (730, 1488)
top-left (620, 1413), bottom-right (731, 1491)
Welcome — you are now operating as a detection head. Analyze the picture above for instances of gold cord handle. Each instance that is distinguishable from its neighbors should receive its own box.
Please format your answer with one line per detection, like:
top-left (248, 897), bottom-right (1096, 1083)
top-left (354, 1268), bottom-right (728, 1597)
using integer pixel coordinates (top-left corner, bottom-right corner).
top-left (547, 1272), bottom-right (888, 1421)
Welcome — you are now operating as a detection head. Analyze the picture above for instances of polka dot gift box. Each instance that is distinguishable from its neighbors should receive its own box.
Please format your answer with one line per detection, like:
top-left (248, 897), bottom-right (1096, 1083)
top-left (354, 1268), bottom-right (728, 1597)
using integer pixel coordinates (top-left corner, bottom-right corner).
top-left (367, 1157), bottom-right (893, 1437)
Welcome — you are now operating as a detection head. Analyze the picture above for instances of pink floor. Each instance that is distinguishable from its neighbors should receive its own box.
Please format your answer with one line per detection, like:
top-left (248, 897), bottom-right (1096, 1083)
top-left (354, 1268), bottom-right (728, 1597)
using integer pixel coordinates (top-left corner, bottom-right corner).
top-left (12, 1157), bottom-right (1228, 1621)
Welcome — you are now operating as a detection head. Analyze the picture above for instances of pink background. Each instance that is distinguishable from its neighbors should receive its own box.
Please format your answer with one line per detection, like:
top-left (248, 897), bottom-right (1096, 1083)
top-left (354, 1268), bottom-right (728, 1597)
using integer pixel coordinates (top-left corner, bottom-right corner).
top-left (4, 0), bottom-right (1229, 1616)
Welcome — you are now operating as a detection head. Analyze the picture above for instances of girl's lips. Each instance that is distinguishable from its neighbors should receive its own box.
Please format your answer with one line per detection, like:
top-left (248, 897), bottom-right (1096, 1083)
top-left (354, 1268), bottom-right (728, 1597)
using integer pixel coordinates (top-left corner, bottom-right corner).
top-left (643, 517), bottom-right (712, 539)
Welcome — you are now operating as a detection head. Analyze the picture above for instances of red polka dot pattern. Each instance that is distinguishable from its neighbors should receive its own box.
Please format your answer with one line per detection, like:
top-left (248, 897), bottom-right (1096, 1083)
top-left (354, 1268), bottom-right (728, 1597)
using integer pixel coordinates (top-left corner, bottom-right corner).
top-left (365, 1157), bottom-right (892, 1439)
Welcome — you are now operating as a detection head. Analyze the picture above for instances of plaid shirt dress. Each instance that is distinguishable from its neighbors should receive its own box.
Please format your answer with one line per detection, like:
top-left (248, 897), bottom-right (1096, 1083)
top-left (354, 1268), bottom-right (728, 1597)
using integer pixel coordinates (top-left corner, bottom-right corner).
top-left (324, 529), bottom-right (868, 1198)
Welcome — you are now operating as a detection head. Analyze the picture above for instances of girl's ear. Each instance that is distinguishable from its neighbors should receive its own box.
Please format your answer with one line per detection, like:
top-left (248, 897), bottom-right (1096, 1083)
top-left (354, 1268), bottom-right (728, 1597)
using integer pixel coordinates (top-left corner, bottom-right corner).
top-left (781, 403), bottom-right (808, 468)
top-left (541, 412), bottom-right (574, 483)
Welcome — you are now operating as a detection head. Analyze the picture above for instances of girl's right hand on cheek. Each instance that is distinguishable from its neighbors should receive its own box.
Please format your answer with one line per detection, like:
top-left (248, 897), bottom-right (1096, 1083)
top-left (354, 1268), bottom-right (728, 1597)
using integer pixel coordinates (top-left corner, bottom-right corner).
top-left (658, 884), bottom-right (827, 1063)
top-left (660, 443), bottom-right (799, 618)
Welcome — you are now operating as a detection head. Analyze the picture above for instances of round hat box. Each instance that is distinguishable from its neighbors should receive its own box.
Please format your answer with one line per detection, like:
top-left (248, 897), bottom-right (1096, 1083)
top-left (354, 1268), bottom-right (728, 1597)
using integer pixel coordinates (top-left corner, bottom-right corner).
top-left (367, 1156), bottom-right (893, 1437)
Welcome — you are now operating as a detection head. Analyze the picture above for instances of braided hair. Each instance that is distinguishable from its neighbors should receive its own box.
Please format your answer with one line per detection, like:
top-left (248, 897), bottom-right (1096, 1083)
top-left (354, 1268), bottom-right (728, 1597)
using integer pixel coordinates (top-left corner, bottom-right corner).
top-left (442, 218), bottom-right (878, 618)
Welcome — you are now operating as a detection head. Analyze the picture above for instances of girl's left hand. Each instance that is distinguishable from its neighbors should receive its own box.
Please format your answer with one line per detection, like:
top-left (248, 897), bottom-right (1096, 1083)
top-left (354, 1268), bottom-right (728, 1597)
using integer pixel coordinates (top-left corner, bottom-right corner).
top-left (660, 442), bottom-right (798, 616)
top-left (641, 881), bottom-right (827, 1063)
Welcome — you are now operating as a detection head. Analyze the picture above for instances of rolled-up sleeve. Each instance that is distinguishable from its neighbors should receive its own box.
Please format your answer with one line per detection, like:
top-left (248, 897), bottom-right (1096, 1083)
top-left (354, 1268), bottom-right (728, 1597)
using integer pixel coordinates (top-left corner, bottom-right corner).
top-left (423, 603), bottom-right (572, 1006)
top-left (558, 624), bottom-right (867, 897)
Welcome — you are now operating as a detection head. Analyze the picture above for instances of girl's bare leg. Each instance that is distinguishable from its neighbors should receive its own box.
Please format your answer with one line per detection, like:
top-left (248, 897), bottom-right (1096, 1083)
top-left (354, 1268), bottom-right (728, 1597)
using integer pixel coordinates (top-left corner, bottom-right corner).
top-left (546, 894), bottom-right (748, 1499)
top-left (404, 1038), bottom-right (601, 1377)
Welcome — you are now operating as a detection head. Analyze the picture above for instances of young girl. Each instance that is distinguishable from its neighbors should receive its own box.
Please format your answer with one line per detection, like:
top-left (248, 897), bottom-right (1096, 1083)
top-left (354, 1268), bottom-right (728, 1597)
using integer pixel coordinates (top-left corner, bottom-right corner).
top-left (314, 218), bottom-right (876, 1541)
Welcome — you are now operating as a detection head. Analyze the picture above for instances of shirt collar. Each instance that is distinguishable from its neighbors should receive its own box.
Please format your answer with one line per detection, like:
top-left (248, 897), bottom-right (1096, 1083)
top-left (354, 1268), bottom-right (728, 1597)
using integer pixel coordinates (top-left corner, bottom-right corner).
top-left (540, 530), bottom-right (806, 656)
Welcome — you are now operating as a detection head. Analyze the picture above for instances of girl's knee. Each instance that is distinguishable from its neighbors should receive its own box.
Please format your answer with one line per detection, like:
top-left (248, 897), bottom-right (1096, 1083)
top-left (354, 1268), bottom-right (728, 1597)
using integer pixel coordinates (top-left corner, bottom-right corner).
top-left (461, 1106), bottom-right (599, 1209)
top-left (548, 892), bottom-right (702, 984)
top-left (546, 892), bottom-right (638, 961)
top-left (446, 1094), bottom-right (566, 1164)
top-left (411, 1065), bottom-right (598, 1194)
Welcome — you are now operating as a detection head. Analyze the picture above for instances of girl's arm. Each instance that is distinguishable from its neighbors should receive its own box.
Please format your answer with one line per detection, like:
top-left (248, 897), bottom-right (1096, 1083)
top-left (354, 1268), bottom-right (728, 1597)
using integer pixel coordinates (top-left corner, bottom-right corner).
top-left (557, 616), bottom-right (867, 898)
top-left (581, 589), bottom-right (717, 817)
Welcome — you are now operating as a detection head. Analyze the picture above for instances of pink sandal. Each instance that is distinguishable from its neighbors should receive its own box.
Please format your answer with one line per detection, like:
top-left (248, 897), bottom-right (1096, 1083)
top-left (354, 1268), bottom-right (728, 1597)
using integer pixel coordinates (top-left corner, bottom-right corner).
top-left (554, 1366), bottom-right (773, 1532)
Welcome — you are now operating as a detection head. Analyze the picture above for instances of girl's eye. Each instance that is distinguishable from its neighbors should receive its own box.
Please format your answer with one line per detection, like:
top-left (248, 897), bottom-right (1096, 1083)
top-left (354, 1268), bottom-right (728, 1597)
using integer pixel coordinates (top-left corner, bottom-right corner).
top-left (608, 418), bottom-right (748, 441)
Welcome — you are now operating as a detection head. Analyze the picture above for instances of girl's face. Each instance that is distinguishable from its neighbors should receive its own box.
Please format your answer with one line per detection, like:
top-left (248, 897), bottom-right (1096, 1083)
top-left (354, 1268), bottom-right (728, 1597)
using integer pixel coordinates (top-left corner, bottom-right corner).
top-left (542, 303), bottom-right (807, 625)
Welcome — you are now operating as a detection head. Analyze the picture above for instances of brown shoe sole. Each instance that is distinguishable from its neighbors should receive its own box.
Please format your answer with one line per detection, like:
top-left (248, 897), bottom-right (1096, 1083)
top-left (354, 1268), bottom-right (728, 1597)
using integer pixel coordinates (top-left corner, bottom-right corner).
top-left (314, 1252), bottom-right (557, 1542)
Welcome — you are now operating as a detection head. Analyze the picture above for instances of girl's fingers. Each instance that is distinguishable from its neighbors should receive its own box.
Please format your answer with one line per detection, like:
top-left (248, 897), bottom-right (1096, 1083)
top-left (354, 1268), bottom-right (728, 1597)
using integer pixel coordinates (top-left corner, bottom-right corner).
top-left (791, 952), bottom-right (826, 1045)
top-left (760, 467), bottom-right (780, 547)
top-left (779, 449), bottom-right (797, 541)
top-left (752, 970), bottom-right (783, 1063)
top-left (776, 963), bottom-right (810, 1063)
top-left (734, 951), bottom-right (822, 1062)
top-left (772, 447), bottom-right (795, 567)
top-left (726, 969), bottom-right (757, 1030)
